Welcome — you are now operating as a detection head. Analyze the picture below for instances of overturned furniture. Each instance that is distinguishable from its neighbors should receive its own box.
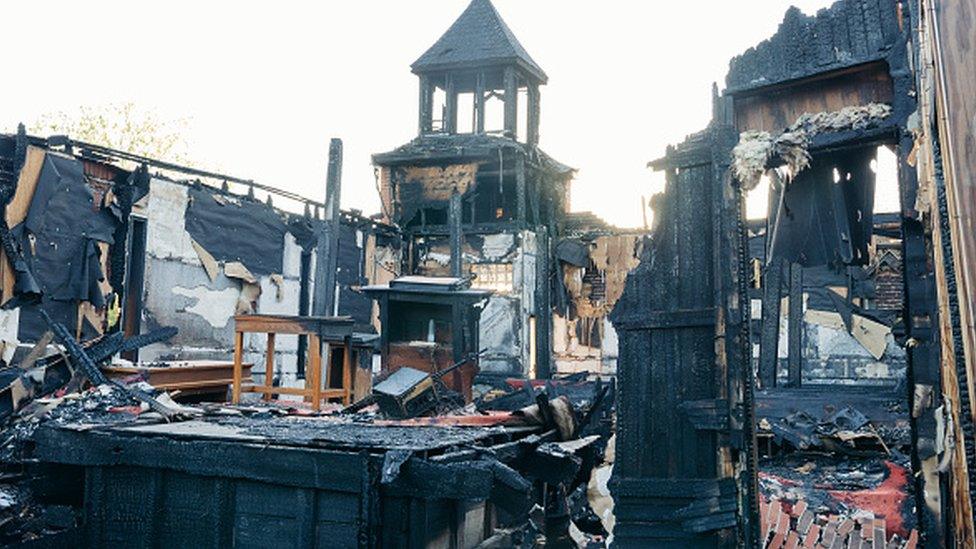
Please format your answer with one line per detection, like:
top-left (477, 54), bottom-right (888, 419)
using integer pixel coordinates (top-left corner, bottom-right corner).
top-left (361, 276), bottom-right (490, 402)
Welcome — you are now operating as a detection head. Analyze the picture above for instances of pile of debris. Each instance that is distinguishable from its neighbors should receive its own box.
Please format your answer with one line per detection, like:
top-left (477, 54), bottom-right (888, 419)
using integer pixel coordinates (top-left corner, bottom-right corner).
top-left (0, 310), bottom-right (187, 545)
top-left (756, 400), bottom-right (917, 548)
top-left (760, 405), bottom-right (892, 456)
top-left (0, 309), bottom-right (617, 548)
top-left (759, 452), bottom-right (918, 548)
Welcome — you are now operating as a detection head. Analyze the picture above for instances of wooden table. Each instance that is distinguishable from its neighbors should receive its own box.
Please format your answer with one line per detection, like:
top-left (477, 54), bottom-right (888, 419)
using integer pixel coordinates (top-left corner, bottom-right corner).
top-left (231, 314), bottom-right (355, 410)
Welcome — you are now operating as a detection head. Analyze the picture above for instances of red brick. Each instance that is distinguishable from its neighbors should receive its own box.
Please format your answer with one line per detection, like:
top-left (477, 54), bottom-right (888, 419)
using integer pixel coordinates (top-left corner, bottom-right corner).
top-left (798, 511), bottom-right (815, 535)
top-left (803, 523), bottom-right (821, 548)
top-left (792, 499), bottom-right (808, 518)
top-left (777, 511), bottom-right (791, 536)
top-left (766, 500), bottom-right (782, 540)
top-left (872, 527), bottom-right (885, 549)
top-left (821, 522), bottom-right (837, 547)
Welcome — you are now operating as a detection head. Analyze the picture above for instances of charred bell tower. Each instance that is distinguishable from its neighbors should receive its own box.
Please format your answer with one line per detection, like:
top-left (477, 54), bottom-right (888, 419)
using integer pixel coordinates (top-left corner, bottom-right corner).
top-left (373, 0), bottom-right (574, 380)
top-left (412, 0), bottom-right (546, 145)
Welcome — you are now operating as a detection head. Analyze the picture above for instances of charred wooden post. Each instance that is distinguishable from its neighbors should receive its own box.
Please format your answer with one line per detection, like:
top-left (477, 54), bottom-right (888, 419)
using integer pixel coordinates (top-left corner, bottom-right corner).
top-left (445, 74), bottom-right (458, 134)
top-left (419, 75), bottom-right (434, 134)
top-left (527, 83), bottom-right (541, 147)
top-left (503, 66), bottom-right (518, 139)
top-left (449, 189), bottom-right (462, 277)
top-left (757, 259), bottom-right (784, 388)
top-left (475, 72), bottom-right (486, 134)
top-left (515, 153), bottom-right (526, 224)
top-left (787, 263), bottom-right (803, 387)
top-left (535, 227), bottom-right (552, 379)
top-left (313, 138), bottom-right (343, 316)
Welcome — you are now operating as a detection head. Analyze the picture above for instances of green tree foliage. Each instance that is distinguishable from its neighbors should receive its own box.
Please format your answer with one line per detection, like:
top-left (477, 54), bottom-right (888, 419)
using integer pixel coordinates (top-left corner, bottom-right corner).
top-left (30, 102), bottom-right (190, 164)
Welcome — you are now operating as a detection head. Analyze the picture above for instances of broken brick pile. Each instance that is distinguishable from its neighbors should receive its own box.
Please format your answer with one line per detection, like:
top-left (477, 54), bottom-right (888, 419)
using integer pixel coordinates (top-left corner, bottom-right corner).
top-left (761, 497), bottom-right (919, 549)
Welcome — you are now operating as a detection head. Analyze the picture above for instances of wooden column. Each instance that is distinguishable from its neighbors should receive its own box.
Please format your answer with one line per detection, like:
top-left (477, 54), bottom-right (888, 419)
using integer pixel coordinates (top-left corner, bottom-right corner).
top-left (787, 263), bottom-right (803, 387)
top-left (475, 72), bottom-right (486, 134)
top-left (758, 258), bottom-right (784, 388)
top-left (503, 67), bottom-right (518, 139)
top-left (418, 76), bottom-right (434, 134)
top-left (313, 139), bottom-right (343, 317)
top-left (527, 83), bottom-right (540, 147)
top-left (445, 74), bottom-right (457, 134)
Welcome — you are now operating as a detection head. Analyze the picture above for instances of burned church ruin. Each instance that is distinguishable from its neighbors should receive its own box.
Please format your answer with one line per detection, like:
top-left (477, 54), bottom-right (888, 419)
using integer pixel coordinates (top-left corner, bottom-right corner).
top-left (1, 0), bottom-right (975, 547)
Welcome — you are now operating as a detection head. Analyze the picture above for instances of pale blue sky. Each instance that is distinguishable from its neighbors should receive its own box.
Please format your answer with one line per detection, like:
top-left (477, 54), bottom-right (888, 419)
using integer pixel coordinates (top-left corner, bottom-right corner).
top-left (2, 0), bottom-right (895, 227)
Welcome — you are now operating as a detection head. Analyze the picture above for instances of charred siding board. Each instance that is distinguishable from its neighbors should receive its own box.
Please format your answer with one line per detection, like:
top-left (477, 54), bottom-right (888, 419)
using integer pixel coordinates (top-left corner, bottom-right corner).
top-left (611, 135), bottom-right (725, 546)
top-left (733, 61), bottom-right (894, 133)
